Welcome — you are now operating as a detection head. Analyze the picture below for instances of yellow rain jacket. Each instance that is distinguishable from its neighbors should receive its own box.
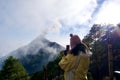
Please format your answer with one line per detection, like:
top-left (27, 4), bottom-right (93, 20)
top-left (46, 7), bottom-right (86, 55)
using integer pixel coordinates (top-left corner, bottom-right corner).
top-left (59, 51), bottom-right (90, 80)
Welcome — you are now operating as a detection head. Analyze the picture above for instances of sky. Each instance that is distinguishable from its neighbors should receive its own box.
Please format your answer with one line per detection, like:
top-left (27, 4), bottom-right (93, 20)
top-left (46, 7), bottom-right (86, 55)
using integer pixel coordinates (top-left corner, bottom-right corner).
top-left (0, 0), bottom-right (120, 57)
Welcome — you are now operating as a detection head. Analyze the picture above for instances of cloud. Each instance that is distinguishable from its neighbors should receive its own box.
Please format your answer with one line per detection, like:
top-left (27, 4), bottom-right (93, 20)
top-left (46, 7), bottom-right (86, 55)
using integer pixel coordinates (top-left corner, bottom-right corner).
top-left (94, 0), bottom-right (120, 24)
top-left (0, 0), bottom-right (98, 57)
top-left (60, 0), bottom-right (97, 26)
top-left (0, 39), bottom-right (29, 57)
top-left (0, 0), bottom-right (97, 32)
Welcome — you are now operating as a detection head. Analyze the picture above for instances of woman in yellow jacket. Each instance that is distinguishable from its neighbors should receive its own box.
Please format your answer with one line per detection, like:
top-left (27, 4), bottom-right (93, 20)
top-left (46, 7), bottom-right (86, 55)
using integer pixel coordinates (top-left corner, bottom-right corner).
top-left (59, 34), bottom-right (91, 80)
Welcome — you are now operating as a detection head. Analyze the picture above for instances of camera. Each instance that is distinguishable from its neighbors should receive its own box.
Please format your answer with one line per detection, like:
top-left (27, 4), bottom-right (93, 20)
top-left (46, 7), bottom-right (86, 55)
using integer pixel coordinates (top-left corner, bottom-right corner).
top-left (64, 45), bottom-right (70, 56)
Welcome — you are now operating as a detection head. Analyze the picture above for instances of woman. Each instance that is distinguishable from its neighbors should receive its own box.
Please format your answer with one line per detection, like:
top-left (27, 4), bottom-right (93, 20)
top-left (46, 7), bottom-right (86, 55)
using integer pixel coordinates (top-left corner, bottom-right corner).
top-left (59, 34), bottom-right (91, 80)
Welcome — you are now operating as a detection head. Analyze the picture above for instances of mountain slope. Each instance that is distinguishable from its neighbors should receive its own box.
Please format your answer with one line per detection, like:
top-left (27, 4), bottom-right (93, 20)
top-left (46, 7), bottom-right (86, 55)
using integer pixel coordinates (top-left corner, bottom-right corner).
top-left (1, 36), bottom-right (64, 74)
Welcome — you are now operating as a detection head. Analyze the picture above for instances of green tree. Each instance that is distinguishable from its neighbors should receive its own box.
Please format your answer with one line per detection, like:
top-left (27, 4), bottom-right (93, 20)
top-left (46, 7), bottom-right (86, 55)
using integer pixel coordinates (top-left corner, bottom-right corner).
top-left (82, 24), bottom-right (106, 79)
top-left (0, 56), bottom-right (29, 80)
top-left (83, 23), bottom-right (120, 80)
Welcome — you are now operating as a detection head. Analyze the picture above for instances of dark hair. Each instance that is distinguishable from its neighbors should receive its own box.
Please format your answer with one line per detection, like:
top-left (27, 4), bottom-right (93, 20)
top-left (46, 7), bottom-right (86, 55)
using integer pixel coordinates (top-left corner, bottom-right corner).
top-left (71, 43), bottom-right (86, 56)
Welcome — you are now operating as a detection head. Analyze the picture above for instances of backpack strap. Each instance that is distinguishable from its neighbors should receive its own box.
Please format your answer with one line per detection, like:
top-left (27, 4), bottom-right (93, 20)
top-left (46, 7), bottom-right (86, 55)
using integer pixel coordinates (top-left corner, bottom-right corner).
top-left (74, 51), bottom-right (81, 70)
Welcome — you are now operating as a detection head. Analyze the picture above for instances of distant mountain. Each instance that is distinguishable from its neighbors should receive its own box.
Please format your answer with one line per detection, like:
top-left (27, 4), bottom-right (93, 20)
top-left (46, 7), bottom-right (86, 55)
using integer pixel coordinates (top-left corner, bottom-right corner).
top-left (0, 36), bottom-right (64, 74)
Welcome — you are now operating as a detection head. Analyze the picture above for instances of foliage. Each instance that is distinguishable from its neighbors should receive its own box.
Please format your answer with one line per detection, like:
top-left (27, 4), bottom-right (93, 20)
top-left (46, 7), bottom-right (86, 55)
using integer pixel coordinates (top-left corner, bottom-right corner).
top-left (0, 56), bottom-right (29, 80)
top-left (46, 52), bottom-right (64, 80)
top-left (30, 51), bottom-right (64, 80)
top-left (30, 71), bottom-right (44, 80)
top-left (83, 23), bottom-right (120, 80)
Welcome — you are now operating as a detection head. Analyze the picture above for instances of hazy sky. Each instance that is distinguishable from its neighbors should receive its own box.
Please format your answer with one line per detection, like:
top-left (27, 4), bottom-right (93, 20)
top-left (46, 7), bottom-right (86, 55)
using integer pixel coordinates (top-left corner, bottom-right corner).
top-left (0, 0), bottom-right (120, 57)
